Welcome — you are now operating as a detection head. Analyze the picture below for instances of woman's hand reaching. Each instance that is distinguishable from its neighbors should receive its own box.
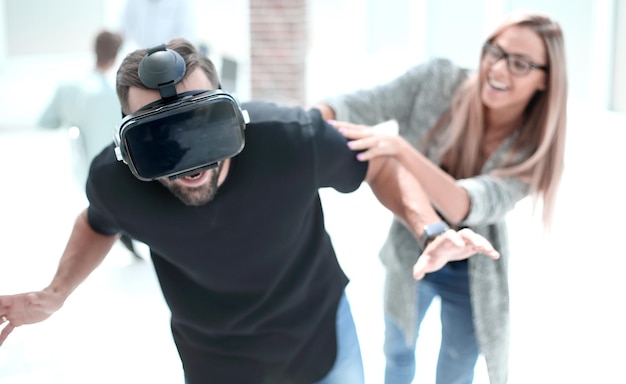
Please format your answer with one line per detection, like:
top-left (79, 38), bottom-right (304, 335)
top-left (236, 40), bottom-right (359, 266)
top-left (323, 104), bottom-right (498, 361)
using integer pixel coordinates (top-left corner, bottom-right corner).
top-left (329, 120), bottom-right (408, 161)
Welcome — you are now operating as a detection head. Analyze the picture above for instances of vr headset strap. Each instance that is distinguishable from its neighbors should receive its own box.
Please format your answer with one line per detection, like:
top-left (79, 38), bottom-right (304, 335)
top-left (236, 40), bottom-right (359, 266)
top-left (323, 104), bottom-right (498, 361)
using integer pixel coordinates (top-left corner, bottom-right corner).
top-left (139, 44), bottom-right (186, 101)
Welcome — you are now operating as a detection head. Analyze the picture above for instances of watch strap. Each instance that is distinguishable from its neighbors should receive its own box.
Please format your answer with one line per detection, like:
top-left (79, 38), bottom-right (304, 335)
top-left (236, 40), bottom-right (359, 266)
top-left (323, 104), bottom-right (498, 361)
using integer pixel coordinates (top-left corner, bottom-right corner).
top-left (419, 220), bottom-right (450, 248)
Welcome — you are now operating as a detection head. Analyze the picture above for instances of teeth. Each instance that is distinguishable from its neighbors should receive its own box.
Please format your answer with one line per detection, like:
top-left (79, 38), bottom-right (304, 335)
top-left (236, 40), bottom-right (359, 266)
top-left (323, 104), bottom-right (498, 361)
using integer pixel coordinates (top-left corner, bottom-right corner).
top-left (488, 78), bottom-right (508, 91)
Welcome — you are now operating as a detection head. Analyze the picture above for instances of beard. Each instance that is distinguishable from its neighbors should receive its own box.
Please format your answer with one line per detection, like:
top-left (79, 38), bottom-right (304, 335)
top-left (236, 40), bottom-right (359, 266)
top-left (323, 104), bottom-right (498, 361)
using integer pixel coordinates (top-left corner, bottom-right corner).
top-left (159, 162), bottom-right (223, 206)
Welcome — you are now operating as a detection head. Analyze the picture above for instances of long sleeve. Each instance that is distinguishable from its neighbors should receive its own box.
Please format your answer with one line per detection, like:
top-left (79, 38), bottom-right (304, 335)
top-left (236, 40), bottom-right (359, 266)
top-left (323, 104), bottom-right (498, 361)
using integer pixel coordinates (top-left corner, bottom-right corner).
top-left (457, 175), bottom-right (529, 226)
top-left (320, 58), bottom-right (467, 141)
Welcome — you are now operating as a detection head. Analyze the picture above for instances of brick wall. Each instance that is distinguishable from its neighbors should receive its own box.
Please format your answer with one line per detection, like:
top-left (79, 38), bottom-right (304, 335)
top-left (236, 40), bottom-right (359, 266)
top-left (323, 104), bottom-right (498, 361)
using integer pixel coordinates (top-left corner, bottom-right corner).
top-left (249, 0), bottom-right (308, 106)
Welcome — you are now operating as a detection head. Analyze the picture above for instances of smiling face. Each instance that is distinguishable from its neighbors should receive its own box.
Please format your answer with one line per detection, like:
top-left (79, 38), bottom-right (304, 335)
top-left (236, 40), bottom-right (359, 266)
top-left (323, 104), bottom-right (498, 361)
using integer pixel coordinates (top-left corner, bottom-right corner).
top-left (480, 25), bottom-right (548, 117)
top-left (127, 68), bottom-right (228, 206)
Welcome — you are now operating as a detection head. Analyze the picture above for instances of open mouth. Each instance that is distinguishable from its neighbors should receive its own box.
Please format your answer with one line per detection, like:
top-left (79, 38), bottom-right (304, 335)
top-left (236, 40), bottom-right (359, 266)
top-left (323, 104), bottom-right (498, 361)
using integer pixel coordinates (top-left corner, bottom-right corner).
top-left (176, 171), bottom-right (209, 186)
top-left (488, 78), bottom-right (509, 91)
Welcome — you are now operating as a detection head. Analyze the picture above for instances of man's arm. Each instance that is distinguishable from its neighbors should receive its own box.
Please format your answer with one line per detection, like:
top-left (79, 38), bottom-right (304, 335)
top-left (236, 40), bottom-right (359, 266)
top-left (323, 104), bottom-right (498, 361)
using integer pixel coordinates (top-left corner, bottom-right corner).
top-left (366, 156), bottom-right (440, 236)
top-left (365, 157), bottom-right (499, 280)
top-left (0, 208), bottom-right (117, 346)
top-left (315, 103), bottom-right (336, 121)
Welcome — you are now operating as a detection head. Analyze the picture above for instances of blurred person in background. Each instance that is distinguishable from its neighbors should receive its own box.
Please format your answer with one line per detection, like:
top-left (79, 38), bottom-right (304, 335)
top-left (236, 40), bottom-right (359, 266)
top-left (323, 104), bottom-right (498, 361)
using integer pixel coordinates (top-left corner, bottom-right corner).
top-left (316, 10), bottom-right (567, 384)
top-left (38, 30), bottom-right (140, 259)
top-left (118, 0), bottom-right (198, 49)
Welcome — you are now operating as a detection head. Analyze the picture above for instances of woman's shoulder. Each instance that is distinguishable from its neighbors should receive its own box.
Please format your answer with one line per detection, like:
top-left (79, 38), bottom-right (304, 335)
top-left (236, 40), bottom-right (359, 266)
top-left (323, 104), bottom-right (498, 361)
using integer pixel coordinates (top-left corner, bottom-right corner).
top-left (396, 58), bottom-right (469, 99)
top-left (418, 57), bottom-right (469, 82)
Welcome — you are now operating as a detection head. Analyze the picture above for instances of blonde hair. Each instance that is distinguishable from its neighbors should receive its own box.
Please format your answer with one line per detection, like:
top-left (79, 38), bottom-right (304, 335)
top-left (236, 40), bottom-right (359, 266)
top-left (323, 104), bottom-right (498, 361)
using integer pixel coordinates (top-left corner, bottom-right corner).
top-left (435, 11), bottom-right (567, 227)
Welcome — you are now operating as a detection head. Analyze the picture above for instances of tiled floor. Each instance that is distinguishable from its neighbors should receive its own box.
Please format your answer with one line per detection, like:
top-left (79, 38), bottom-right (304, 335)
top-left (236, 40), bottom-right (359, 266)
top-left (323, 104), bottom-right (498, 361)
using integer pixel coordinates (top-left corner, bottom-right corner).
top-left (1, 107), bottom-right (625, 383)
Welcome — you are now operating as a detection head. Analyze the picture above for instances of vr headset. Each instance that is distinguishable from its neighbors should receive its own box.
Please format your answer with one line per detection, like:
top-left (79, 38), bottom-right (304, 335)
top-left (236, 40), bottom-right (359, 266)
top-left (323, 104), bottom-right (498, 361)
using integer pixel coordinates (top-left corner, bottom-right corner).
top-left (113, 44), bottom-right (249, 181)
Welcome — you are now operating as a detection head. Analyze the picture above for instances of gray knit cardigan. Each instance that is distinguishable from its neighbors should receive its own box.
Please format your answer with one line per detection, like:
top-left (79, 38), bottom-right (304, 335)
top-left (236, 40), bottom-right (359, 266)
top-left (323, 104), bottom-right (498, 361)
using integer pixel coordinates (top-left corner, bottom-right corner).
top-left (321, 58), bottom-right (530, 384)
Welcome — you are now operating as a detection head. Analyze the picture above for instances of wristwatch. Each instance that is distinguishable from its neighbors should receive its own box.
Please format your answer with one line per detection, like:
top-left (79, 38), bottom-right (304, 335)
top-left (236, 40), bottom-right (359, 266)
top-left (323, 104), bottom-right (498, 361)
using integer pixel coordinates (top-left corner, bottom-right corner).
top-left (418, 221), bottom-right (450, 249)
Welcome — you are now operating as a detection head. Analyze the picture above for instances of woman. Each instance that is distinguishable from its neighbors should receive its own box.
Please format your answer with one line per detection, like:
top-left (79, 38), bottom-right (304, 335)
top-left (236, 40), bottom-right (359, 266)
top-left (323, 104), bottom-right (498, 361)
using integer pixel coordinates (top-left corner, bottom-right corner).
top-left (316, 11), bottom-right (567, 384)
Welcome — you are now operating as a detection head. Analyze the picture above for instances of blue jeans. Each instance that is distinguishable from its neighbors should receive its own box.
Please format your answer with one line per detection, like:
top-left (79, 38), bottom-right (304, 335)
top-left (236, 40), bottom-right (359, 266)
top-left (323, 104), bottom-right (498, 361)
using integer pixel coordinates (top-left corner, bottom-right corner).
top-left (384, 261), bottom-right (479, 384)
top-left (315, 292), bottom-right (365, 384)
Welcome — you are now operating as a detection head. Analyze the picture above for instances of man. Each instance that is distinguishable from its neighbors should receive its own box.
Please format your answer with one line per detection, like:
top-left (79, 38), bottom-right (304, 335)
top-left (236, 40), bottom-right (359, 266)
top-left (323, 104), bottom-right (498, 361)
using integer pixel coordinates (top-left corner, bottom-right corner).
top-left (0, 39), bottom-right (498, 384)
top-left (39, 30), bottom-right (123, 174)
top-left (38, 30), bottom-right (139, 259)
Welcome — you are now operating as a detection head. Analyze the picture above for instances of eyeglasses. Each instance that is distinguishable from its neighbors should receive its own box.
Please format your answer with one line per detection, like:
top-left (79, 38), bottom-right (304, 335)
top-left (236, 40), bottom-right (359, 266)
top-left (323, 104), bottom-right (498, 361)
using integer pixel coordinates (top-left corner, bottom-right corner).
top-left (482, 42), bottom-right (548, 77)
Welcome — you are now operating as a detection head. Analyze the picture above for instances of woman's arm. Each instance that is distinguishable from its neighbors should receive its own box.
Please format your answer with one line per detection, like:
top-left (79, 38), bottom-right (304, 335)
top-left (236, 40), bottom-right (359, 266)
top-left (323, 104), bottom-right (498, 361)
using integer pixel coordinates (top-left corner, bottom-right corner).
top-left (332, 120), bottom-right (471, 224)
top-left (314, 63), bottom-right (435, 126)
top-left (333, 120), bottom-right (530, 226)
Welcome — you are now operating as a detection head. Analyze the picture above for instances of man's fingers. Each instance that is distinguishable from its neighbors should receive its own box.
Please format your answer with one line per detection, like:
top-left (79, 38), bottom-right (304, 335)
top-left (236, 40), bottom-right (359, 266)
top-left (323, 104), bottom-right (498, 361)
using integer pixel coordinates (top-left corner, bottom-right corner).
top-left (475, 238), bottom-right (500, 259)
top-left (457, 229), bottom-right (500, 259)
top-left (412, 255), bottom-right (430, 280)
top-left (482, 248), bottom-right (500, 259)
top-left (0, 323), bottom-right (14, 346)
top-left (414, 228), bottom-right (501, 280)
top-left (440, 229), bottom-right (464, 247)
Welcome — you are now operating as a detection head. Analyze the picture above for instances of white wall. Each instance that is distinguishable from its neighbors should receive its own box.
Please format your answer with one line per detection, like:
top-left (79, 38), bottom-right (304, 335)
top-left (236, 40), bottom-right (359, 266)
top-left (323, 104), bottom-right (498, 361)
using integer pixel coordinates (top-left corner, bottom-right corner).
top-left (306, 0), bottom-right (618, 110)
top-left (0, 0), bottom-right (621, 127)
top-left (0, 0), bottom-right (250, 127)
top-left (612, 0), bottom-right (626, 112)
top-left (506, 0), bottom-right (613, 109)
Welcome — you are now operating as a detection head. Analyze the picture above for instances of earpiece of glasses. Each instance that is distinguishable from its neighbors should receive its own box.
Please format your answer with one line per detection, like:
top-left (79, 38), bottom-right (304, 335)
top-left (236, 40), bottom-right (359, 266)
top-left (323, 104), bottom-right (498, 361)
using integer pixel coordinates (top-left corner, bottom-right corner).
top-left (482, 42), bottom-right (548, 76)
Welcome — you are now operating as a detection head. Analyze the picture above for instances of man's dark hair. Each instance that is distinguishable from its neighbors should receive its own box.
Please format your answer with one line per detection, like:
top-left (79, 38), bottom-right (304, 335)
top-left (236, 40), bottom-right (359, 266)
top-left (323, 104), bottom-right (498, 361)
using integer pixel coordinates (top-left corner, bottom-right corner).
top-left (94, 30), bottom-right (123, 67)
top-left (116, 38), bottom-right (221, 115)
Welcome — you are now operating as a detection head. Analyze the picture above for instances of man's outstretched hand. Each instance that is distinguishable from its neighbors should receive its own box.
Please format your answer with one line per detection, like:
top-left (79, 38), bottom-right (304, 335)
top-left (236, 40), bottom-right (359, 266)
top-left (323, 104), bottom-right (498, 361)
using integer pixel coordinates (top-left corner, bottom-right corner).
top-left (413, 228), bottom-right (500, 280)
top-left (0, 289), bottom-right (64, 346)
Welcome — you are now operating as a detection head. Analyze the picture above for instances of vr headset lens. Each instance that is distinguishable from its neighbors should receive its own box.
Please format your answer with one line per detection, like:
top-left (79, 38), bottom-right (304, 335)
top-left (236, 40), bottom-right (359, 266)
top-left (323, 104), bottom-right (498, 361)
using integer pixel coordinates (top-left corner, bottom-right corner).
top-left (120, 94), bottom-right (245, 180)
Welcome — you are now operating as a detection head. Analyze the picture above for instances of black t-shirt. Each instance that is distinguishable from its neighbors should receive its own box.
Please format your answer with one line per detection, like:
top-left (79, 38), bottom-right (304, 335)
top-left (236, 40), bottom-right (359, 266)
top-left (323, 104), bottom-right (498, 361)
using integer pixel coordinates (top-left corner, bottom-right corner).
top-left (86, 101), bottom-right (368, 383)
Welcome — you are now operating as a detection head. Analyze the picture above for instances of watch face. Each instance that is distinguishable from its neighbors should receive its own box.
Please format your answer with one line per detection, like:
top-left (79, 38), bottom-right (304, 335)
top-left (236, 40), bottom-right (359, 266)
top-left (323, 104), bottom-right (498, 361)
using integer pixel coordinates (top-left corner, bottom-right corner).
top-left (425, 221), bottom-right (450, 237)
